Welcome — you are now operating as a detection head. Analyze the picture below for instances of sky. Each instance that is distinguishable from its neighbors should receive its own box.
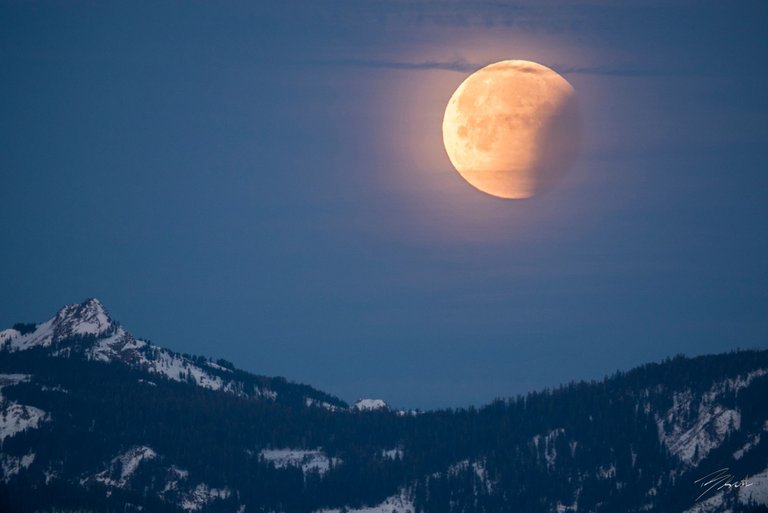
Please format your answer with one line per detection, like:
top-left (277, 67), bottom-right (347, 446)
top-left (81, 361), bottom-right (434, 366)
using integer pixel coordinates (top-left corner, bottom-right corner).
top-left (2, 1), bottom-right (767, 409)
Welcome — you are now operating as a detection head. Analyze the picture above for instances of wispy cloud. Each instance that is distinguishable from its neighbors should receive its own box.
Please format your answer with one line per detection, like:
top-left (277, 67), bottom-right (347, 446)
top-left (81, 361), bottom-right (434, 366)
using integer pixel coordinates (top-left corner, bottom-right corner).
top-left (557, 66), bottom-right (695, 77)
top-left (305, 58), bottom-right (479, 73)
top-left (304, 58), bottom-right (689, 77)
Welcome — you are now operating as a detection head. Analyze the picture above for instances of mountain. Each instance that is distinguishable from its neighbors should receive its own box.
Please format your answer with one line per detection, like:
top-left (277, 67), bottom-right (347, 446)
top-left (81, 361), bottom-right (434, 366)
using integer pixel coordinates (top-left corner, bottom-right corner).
top-left (0, 299), bottom-right (345, 409)
top-left (0, 299), bottom-right (767, 513)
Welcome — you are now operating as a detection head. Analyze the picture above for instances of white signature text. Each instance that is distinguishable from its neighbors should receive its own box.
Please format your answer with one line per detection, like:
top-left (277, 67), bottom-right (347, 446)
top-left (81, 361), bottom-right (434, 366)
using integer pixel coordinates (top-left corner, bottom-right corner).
top-left (694, 468), bottom-right (754, 502)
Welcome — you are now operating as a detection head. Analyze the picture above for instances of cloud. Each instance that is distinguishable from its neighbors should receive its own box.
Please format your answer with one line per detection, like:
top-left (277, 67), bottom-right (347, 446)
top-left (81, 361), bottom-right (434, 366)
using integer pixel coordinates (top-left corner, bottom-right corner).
top-left (304, 58), bottom-right (479, 73)
top-left (304, 58), bottom-right (691, 77)
top-left (556, 66), bottom-right (709, 77)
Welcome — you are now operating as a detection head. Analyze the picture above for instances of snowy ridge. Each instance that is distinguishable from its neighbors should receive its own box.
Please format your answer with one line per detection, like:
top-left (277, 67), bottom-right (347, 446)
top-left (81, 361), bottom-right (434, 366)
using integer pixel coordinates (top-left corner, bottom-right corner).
top-left (0, 328), bottom-right (20, 346)
top-left (1, 298), bottom-right (112, 352)
top-left (259, 448), bottom-right (341, 476)
top-left (655, 370), bottom-right (767, 467)
top-left (56, 298), bottom-right (112, 337)
top-left (659, 402), bottom-right (740, 467)
top-left (0, 318), bottom-right (56, 351)
top-left (1, 299), bottom-right (282, 401)
top-left (1, 299), bottom-right (120, 353)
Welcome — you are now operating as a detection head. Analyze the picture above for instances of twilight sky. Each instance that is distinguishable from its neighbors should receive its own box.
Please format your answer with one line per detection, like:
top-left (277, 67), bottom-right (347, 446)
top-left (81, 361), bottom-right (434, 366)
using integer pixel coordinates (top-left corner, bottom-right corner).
top-left (2, 1), bottom-right (767, 409)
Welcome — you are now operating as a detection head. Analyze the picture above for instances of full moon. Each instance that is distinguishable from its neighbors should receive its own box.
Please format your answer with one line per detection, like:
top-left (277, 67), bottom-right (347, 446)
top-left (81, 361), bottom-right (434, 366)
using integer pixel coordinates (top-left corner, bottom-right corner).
top-left (442, 60), bottom-right (581, 199)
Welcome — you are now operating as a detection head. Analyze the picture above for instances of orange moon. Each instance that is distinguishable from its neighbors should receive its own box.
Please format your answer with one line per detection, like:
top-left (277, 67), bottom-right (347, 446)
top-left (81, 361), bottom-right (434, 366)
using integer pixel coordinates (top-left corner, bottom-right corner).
top-left (442, 60), bottom-right (581, 199)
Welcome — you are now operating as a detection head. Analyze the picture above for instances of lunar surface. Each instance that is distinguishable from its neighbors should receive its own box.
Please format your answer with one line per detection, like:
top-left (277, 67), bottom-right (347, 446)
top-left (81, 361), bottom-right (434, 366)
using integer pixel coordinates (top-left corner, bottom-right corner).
top-left (442, 60), bottom-right (581, 199)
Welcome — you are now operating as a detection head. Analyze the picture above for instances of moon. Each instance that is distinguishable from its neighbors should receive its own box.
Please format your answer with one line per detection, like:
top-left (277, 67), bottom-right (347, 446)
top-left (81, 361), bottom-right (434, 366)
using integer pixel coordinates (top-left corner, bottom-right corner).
top-left (442, 60), bottom-right (581, 199)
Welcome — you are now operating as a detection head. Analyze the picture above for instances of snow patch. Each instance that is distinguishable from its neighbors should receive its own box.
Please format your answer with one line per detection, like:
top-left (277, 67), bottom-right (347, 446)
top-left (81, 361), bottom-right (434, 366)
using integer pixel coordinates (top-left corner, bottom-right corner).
top-left (354, 399), bottom-right (388, 411)
top-left (738, 466), bottom-right (768, 507)
top-left (3, 318), bottom-right (56, 351)
top-left (161, 465), bottom-right (190, 494)
top-left (0, 374), bottom-right (31, 387)
top-left (532, 428), bottom-right (564, 469)
top-left (1, 452), bottom-right (35, 482)
top-left (473, 459), bottom-right (493, 494)
top-left (658, 402), bottom-right (740, 466)
top-left (445, 459), bottom-right (470, 476)
top-left (597, 463), bottom-right (616, 479)
top-left (442, 459), bottom-right (494, 494)
top-left (0, 374), bottom-right (49, 443)
top-left (681, 493), bottom-right (727, 513)
top-left (94, 446), bottom-right (157, 488)
top-left (682, 467), bottom-right (768, 513)
top-left (0, 328), bottom-right (20, 345)
top-left (87, 326), bottom-right (147, 363)
top-left (0, 402), bottom-right (48, 443)
top-left (44, 468), bottom-right (58, 484)
top-left (554, 500), bottom-right (578, 513)
top-left (179, 483), bottom-right (231, 512)
top-left (205, 361), bottom-right (233, 373)
top-left (655, 371), bottom-right (766, 466)
top-left (260, 448), bottom-right (341, 476)
top-left (382, 448), bottom-right (403, 460)
top-left (733, 434), bottom-right (760, 460)
top-left (40, 384), bottom-right (69, 393)
top-left (313, 490), bottom-right (414, 513)
top-left (305, 397), bottom-right (341, 412)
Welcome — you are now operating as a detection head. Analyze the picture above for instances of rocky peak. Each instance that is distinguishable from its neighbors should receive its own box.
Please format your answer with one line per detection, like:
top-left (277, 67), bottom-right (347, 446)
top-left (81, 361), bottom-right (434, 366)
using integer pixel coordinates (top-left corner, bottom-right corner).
top-left (51, 298), bottom-right (114, 340)
top-left (1, 298), bottom-right (117, 352)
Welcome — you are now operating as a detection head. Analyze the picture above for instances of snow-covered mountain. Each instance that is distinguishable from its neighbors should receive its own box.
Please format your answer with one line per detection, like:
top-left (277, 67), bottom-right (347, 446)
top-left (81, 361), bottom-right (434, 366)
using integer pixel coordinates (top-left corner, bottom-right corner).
top-left (0, 299), bottom-right (766, 513)
top-left (0, 299), bottom-right (340, 405)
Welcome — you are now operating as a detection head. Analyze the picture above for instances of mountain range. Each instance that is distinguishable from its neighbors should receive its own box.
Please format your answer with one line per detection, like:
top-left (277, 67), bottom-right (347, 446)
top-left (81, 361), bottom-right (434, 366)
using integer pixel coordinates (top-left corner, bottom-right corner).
top-left (0, 299), bottom-right (766, 513)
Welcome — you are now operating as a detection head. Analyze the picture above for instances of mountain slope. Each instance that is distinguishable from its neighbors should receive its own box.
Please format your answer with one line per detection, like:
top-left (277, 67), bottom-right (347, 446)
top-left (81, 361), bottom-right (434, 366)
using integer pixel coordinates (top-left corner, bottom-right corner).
top-left (0, 299), bottom-right (766, 513)
top-left (0, 299), bottom-right (346, 408)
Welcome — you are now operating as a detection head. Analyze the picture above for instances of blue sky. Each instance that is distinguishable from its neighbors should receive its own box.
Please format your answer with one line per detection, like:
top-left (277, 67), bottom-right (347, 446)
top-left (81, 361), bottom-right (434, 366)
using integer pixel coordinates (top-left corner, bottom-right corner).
top-left (2, 1), bottom-right (767, 408)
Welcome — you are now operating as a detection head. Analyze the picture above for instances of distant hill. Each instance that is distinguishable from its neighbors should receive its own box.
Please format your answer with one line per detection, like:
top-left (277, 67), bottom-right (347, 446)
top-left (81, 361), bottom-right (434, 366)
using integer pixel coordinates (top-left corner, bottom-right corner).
top-left (1, 299), bottom-right (766, 513)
